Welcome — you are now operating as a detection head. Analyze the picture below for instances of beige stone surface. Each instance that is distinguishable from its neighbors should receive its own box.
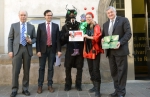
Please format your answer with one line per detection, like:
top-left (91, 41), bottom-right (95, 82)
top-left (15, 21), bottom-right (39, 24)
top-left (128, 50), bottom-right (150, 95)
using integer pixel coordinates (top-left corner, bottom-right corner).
top-left (0, 0), bottom-right (4, 53)
top-left (0, 54), bottom-right (112, 85)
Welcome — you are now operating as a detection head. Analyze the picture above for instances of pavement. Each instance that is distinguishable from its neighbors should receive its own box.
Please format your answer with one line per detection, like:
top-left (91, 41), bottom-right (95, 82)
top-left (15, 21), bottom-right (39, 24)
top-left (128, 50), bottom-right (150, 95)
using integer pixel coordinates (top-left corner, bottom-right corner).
top-left (0, 80), bottom-right (150, 97)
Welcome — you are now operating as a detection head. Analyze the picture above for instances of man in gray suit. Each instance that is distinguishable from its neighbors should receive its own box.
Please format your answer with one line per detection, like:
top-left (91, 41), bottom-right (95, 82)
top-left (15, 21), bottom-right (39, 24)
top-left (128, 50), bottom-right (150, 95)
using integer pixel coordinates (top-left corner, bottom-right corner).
top-left (102, 6), bottom-right (132, 97)
top-left (8, 10), bottom-right (36, 97)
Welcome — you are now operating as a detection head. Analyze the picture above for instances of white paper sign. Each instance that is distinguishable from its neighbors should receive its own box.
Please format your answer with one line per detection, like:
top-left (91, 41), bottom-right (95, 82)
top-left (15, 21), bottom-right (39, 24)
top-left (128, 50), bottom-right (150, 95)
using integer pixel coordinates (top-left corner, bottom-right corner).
top-left (69, 30), bottom-right (84, 41)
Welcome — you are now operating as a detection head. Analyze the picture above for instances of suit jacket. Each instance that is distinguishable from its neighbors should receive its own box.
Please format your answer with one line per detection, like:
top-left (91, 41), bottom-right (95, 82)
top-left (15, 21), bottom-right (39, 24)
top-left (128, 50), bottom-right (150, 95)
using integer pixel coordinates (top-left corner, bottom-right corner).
top-left (102, 16), bottom-right (132, 56)
top-left (8, 22), bottom-right (36, 56)
top-left (36, 22), bottom-right (61, 54)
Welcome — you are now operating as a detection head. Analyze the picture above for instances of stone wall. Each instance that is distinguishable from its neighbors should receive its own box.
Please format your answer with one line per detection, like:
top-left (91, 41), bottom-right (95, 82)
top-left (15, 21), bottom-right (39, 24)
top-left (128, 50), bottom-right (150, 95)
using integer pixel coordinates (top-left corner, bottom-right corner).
top-left (0, 47), bottom-right (112, 85)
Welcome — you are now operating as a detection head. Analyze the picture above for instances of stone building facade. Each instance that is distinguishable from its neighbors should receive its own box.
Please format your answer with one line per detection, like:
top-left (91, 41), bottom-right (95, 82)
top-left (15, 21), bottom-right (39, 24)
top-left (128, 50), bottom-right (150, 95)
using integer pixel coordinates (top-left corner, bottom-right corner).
top-left (0, 0), bottom-right (135, 85)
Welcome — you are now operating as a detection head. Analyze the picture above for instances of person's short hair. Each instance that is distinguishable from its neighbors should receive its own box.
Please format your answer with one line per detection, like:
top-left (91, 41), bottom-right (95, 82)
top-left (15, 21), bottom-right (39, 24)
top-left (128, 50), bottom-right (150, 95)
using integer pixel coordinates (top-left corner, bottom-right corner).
top-left (18, 10), bottom-right (28, 16)
top-left (44, 10), bottom-right (53, 16)
top-left (106, 6), bottom-right (116, 12)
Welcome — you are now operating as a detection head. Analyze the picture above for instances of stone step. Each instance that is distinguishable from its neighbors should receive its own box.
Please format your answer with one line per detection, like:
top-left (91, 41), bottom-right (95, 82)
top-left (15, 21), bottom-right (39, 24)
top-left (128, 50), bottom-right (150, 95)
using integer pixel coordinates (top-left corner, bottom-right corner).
top-left (0, 54), bottom-right (65, 65)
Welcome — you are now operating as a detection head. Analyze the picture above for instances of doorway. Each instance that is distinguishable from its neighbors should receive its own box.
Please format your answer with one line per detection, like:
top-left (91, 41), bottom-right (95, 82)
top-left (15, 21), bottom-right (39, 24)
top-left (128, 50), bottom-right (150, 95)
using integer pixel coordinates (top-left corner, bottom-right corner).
top-left (133, 0), bottom-right (150, 79)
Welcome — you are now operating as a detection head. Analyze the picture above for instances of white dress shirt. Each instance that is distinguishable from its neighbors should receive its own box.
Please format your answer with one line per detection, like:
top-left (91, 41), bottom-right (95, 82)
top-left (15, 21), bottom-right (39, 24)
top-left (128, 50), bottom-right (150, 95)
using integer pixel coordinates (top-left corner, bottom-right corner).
top-left (108, 16), bottom-right (117, 32)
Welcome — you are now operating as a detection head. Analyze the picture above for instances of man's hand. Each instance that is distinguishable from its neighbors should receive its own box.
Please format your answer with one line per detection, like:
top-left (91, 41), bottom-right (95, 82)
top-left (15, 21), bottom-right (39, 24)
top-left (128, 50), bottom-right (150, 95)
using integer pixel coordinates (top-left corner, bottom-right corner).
top-left (37, 52), bottom-right (41, 57)
top-left (101, 38), bottom-right (104, 44)
top-left (57, 51), bottom-right (62, 58)
top-left (114, 42), bottom-right (120, 49)
top-left (8, 52), bottom-right (13, 58)
top-left (26, 37), bottom-right (32, 44)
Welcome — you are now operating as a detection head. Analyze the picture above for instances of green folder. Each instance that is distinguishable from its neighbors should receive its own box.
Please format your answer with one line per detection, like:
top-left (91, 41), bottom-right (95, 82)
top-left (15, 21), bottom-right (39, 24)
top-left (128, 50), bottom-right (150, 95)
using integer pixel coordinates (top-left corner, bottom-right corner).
top-left (102, 35), bottom-right (119, 49)
top-left (111, 35), bottom-right (119, 41)
top-left (110, 42), bottom-right (118, 48)
top-left (102, 42), bottom-right (110, 49)
top-left (103, 36), bottom-right (111, 42)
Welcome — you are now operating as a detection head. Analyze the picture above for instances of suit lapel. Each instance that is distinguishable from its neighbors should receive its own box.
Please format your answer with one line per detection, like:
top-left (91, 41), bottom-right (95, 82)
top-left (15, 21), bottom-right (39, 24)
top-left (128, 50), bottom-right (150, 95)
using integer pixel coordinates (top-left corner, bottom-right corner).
top-left (112, 16), bottom-right (119, 34)
top-left (51, 22), bottom-right (54, 35)
top-left (43, 23), bottom-right (47, 33)
top-left (27, 23), bottom-right (30, 35)
top-left (105, 21), bottom-right (109, 36)
top-left (17, 22), bottom-right (20, 34)
top-left (16, 22), bottom-right (21, 41)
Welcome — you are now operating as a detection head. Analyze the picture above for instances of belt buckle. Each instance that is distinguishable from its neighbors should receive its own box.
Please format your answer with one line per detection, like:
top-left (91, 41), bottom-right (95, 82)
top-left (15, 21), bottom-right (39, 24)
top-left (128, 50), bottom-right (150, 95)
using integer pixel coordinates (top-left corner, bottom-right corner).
top-left (47, 45), bottom-right (51, 47)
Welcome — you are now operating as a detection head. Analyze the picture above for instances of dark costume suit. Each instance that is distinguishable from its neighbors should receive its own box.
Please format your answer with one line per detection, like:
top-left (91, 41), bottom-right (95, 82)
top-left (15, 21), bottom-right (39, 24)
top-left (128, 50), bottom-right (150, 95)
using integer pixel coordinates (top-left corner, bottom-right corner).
top-left (8, 22), bottom-right (36, 92)
top-left (36, 22), bottom-right (61, 87)
top-left (60, 20), bottom-right (84, 91)
top-left (102, 16), bottom-right (132, 96)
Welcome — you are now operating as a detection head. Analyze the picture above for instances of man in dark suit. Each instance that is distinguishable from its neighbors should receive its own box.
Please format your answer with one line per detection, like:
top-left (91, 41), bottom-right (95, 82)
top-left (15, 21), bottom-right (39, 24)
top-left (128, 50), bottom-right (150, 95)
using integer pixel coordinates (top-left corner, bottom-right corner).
top-left (8, 10), bottom-right (36, 97)
top-left (102, 6), bottom-right (132, 97)
top-left (36, 10), bottom-right (61, 94)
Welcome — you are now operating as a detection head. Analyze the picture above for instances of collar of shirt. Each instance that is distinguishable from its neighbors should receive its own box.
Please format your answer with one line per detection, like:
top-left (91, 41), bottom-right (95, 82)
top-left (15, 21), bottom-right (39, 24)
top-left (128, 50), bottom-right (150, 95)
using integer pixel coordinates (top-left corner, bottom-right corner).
top-left (109, 16), bottom-right (117, 25)
top-left (20, 22), bottom-right (27, 25)
top-left (20, 22), bottom-right (27, 33)
top-left (45, 21), bottom-right (52, 26)
top-left (45, 21), bottom-right (52, 29)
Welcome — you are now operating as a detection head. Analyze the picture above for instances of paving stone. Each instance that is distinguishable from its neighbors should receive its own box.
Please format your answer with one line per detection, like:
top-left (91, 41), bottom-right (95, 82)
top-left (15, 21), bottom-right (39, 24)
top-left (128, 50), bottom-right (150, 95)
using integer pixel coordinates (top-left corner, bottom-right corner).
top-left (1, 82), bottom-right (150, 97)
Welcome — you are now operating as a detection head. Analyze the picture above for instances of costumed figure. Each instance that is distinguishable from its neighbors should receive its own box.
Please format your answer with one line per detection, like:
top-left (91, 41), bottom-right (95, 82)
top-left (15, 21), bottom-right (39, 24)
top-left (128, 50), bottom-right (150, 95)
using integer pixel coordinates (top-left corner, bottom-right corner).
top-left (60, 5), bottom-right (84, 91)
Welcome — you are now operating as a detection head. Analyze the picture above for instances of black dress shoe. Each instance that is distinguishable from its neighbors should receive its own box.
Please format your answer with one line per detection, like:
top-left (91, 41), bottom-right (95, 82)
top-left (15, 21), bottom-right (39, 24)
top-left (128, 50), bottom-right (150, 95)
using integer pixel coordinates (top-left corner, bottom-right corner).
top-left (10, 91), bottom-right (17, 97)
top-left (75, 85), bottom-right (82, 91)
top-left (110, 92), bottom-right (117, 97)
top-left (64, 86), bottom-right (71, 91)
top-left (22, 90), bottom-right (30, 96)
top-left (88, 87), bottom-right (95, 93)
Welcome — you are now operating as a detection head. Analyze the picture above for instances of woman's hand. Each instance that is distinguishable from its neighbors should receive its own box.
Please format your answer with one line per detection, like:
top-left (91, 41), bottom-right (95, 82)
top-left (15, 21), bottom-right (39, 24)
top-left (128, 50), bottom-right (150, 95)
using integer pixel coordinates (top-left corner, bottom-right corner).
top-left (83, 34), bottom-right (93, 40)
top-left (83, 34), bottom-right (88, 38)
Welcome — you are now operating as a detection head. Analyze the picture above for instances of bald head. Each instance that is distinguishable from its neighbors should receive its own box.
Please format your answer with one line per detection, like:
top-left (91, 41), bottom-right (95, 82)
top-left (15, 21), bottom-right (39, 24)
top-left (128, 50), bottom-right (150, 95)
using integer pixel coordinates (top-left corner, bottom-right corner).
top-left (18, 10), bottom-right (28, 23)
top-left (18, 10), bottom-right (28, 16)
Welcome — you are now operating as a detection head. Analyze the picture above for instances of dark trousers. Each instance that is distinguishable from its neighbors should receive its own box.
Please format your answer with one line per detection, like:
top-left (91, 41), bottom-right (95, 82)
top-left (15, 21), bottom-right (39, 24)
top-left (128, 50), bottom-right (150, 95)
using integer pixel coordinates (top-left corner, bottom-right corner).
top-left (73, 42), bottom-right (79, 49)
top-left (12, 45), bottom-right (31, 92)
top-left (65, 55), bottom-right (84, 87)
top-left (65, 66), bottom-right (83, 86)
top-left (38, 46), bottom-right (55, 86)
top-left (87, 53), bottom-right (101, 82)
top-left (108, 55), bottom-right (128, 96)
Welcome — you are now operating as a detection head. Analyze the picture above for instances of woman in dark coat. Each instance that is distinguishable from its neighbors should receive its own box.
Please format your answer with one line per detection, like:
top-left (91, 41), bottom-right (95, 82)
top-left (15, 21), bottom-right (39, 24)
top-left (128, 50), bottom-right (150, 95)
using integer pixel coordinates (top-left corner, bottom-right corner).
top-left (83, 12), bottom-right (104, 97)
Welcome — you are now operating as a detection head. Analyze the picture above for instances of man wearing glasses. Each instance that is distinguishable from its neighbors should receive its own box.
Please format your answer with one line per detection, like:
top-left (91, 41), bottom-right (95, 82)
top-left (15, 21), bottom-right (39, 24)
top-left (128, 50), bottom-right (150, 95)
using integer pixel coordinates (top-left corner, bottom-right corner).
top-left (36, 10), bottom-right (61, 94)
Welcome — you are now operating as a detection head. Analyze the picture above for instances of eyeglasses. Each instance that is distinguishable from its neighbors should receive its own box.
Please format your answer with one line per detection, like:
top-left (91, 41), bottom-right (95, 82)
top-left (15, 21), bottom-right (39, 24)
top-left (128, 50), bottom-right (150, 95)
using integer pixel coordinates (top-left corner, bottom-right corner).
top-left (46, 15), bottom-right (53, 16)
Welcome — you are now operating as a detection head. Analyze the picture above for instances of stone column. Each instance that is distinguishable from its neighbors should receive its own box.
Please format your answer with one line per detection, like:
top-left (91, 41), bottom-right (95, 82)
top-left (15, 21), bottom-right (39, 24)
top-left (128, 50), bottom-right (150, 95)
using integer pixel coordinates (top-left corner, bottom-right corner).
top-left (97, 0), bottom-right (113, 82)
top-left (125, 0), bottom-right (135, 80)
top-left (98, 0), bottom-right (112, 26)
top-left (0, 0), bottom-right (4, 53)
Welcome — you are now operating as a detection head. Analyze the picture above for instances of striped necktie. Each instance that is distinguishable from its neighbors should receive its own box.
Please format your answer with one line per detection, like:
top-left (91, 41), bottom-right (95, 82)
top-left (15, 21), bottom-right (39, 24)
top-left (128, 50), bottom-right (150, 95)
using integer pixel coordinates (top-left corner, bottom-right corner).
top-left (21, 23), bottom-right (27, 46)
top-left (47, 23), bottom-right (51, 46)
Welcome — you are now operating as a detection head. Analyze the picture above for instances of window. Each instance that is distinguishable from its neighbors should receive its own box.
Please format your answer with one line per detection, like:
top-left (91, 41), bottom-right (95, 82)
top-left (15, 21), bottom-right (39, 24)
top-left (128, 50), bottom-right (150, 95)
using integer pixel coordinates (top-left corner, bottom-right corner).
top-left (113, 0), bottom-right (125, 17)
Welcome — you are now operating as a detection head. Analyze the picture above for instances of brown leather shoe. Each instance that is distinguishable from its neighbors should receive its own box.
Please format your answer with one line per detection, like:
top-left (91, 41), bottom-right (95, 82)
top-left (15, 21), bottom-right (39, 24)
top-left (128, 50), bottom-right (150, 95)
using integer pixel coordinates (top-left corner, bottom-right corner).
top-left (48, 86), bottom-right (55, 93)
top-left (37, 86), bottom-right (42, 94)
